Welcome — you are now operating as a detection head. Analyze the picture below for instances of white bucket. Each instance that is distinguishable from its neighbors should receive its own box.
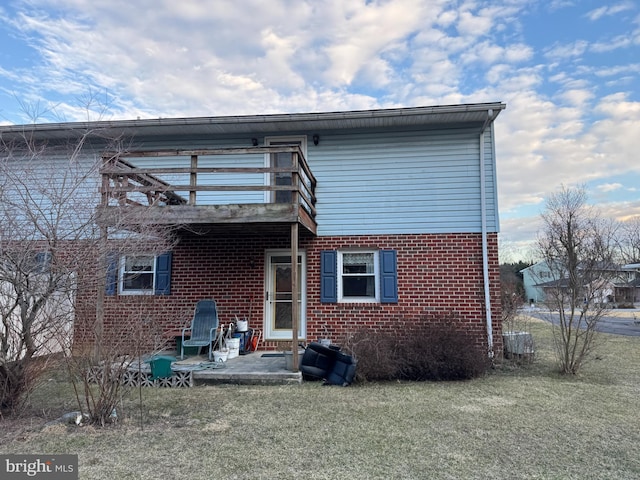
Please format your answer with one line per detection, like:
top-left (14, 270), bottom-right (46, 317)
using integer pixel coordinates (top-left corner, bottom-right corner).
top-left (213, 350), bottom-right (229, 363)
top-left (236, 319), bottom-right (248, 332)
top-left (227, 338), bottom-right (241, 359)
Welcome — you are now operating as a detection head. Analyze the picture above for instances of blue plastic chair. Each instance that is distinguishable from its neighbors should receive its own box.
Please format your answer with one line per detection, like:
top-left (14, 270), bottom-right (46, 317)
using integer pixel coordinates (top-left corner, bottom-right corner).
top-left (181, 300), bottom-right (219, 360)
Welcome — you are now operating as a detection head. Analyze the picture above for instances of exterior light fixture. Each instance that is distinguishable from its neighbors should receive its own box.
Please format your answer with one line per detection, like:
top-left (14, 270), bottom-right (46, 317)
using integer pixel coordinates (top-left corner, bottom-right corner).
top-left (313, 134), bottom-right (319, 146)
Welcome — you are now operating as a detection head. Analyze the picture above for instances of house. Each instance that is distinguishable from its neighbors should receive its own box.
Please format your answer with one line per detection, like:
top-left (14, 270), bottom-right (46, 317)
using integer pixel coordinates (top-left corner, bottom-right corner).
top-left (0, 103), bottom-right (505, 358)
top-left (522, 260), bottom-right (639, 307)
top-left (521, 262), bottom-right (557, 304)
top-left (615, 264), bottom-right (640, 306)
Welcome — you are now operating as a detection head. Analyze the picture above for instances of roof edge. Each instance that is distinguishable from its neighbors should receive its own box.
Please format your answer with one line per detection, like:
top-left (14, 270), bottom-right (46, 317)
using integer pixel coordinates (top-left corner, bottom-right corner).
top-left (0, 102), bottom-right (506, 134)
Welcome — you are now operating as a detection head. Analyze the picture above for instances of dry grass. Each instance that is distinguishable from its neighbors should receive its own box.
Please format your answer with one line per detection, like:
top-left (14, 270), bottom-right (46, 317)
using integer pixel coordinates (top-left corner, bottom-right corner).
top-left (1, 316), bottom-right (639, 479)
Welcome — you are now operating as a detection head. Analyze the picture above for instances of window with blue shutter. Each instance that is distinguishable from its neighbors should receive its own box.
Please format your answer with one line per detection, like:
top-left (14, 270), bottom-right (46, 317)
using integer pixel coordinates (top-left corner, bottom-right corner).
top-left (320, 250), bottom-right (337, 303)
top-left (105, 252), bottom-right (172, 296)
top-left (325, 249), bottom-right (398, 303)
top-left (380, 250), bottom-right (398, 303)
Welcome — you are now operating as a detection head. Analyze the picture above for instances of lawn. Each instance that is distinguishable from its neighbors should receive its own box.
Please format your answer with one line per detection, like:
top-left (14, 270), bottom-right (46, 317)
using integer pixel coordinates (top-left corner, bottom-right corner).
top-left (1, 316), bottom-right (639, 480)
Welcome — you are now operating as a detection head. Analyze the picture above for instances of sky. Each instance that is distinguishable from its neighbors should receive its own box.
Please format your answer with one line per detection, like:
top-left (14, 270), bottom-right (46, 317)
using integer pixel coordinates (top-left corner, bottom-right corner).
top-left (0, 0), bottom-right (638, 262)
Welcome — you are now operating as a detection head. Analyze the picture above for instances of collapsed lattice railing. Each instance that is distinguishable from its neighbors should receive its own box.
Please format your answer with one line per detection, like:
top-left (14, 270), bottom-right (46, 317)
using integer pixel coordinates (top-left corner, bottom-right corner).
top-left (86, 362), bottom-right (194, 388)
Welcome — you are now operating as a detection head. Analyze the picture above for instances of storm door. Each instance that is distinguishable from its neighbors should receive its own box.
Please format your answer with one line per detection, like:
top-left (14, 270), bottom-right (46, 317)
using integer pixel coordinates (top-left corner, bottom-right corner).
top-left (265, 250), bottom-right (306, 340)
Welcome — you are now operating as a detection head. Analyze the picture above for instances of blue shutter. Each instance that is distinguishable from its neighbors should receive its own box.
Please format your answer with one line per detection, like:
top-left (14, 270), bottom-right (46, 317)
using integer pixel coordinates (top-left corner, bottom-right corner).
top-left (105, 253), bottom-right (118, 296)
top-left (34, 252), bottom-right (51, 273)
top-left (155, 252), bottom-right (172, 295)
top-left (380, 250), bottom-right (398, 303)
top-left (320, 250), bottom-right (337, 303)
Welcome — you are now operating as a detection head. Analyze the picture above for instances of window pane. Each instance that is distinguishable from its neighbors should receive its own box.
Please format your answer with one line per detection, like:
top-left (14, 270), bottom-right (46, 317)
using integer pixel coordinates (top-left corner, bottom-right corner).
top-left (274, 303), bottom-right (292, 330)
top-left (123, 272), bottom-right (154, 290)
top-left (125, 256), bottom-right (153, 272)
top-left (122, 255), bottom-right (155, 292)
top-left (343, 276), bottom-right (375, 297)
top-left (271, 152), bottom-right (293, 204)
top-left (342, 253), bottom-right (374, 273)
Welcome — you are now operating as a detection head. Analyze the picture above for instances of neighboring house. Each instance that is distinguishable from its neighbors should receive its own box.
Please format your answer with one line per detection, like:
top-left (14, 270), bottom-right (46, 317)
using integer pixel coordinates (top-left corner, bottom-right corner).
top-left (0, 103), bottom-right (505, 356)
top-left (521, 261), bottom-right (557, 304)
top-left (523, 260), bottom-right (639, 307)
top-left (617, 264), bottom-right (640, 305)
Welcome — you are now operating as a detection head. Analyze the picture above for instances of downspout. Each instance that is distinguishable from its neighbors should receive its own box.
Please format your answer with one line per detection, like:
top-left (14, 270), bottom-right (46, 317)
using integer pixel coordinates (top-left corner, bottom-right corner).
top-left (480, 109), bottom-right (495, 358)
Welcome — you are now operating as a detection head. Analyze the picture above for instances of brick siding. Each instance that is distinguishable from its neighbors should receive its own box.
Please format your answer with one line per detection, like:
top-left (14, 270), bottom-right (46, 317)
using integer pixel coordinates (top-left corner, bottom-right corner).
top-left (79, 231), bottom-right (501, 356)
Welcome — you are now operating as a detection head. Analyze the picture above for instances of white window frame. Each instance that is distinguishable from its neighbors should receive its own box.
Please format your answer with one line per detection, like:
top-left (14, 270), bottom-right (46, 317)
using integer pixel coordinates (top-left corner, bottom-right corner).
top-left (337, 250), bottom-right (380, 303)
top-left (119, 254), bottom-right (156, 295)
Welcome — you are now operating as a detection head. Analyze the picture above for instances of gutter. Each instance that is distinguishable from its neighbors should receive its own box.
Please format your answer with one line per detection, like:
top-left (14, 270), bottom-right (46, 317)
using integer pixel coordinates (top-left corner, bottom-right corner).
top-left (479, 108), bottom-right (500, 358)
top-left (0, 102), bottom-right (507, 139)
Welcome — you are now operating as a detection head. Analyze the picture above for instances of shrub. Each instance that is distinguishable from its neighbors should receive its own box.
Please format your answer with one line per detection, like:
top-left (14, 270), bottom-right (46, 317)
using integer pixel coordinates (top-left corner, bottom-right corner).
top-left (399, 322), bottom-right (489, 381)
top-left (342, 329), bottom-right (402, 382)
top-left (1, 355), bottom-right (53, 415)
top-left (343, 316), bottom-right (489, 382)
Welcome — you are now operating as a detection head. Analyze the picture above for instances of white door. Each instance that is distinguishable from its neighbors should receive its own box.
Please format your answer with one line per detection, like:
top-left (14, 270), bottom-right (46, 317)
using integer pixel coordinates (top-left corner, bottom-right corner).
top-left (265, 250), bottom-right (306, 340)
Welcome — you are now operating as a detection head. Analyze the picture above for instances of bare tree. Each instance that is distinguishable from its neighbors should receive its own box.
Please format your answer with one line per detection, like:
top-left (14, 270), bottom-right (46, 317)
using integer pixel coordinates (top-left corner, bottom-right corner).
top-left (500, 264), bottom-right (525, 333)
top-left (537, 186), bottom-right (618, 374)
top-left (618, 216), bottom-right (640, 264)
top-left (0, 123), bottom-right (178, 420)
top-left (0, 134), bottom-right (94, 412)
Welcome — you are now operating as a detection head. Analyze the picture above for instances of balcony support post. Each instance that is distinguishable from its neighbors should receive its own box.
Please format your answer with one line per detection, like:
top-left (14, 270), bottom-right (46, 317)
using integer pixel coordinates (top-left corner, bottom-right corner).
top-left (291, 221), bottom-right (299, 371)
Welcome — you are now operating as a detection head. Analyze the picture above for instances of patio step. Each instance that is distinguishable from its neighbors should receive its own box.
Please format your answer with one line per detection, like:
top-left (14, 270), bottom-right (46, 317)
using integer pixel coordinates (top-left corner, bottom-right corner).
top-left (192, 369), bottom-right (302, 386)
top-left (188, 352), bottom-right (303, 386)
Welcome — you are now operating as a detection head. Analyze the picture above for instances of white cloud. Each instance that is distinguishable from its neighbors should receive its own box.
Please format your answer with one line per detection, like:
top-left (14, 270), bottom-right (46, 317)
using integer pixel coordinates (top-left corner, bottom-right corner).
top-left (597, 183), bottom-right (623, 193)
top-left (320, 0), bottom-right (434, 87)
top-left (591, 34), bottom-right (633, 52)
top-left (0, 0), bottom-right (639, 258)
top-left (461, 41), bottom-right (533, 65)
top-left (457, 10), bottom-right (493, 37)
top-left (585, 2), bottom-right (635, 21)
top-left (587, 7), bottom-right (609, 21)
top-left (558, 88), bottom-right (594, 107)
top-left (499, 215), bottom-right (542, 262)
top-left (598, 199), bottom-right (640, 223)
top-left (548, 1), bottom-right (575, 11)
top-left (544, 40), bottom-right (589, 60)
top-left (594, 64), bottom-right (640, 77)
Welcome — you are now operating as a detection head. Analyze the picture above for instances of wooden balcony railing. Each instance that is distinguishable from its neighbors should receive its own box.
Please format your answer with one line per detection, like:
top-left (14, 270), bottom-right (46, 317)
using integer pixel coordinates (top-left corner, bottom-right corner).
top-left (99, 145), bottom-right (317, 232)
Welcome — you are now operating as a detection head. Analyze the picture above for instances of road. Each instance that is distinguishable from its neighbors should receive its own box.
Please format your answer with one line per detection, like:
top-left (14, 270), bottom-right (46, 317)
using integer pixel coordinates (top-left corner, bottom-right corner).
top-left (525, 308), bottom-right (640, 337)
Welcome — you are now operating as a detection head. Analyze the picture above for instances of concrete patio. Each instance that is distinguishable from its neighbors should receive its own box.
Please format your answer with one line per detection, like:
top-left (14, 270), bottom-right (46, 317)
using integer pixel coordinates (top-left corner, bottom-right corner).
top-left (170, 351), bottom-right (303, 386)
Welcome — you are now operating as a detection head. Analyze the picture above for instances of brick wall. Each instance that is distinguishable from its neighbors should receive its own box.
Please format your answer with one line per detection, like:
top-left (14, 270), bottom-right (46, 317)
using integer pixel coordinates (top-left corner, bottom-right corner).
top-left (90, 231), bottom-right (501, 355)
top-left (303, 233), bottom-right (501, 354)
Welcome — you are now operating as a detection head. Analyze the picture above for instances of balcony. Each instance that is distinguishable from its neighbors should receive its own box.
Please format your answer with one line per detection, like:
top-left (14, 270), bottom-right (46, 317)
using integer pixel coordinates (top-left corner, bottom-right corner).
top-left (98, 145), bottom-right (317, 235)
